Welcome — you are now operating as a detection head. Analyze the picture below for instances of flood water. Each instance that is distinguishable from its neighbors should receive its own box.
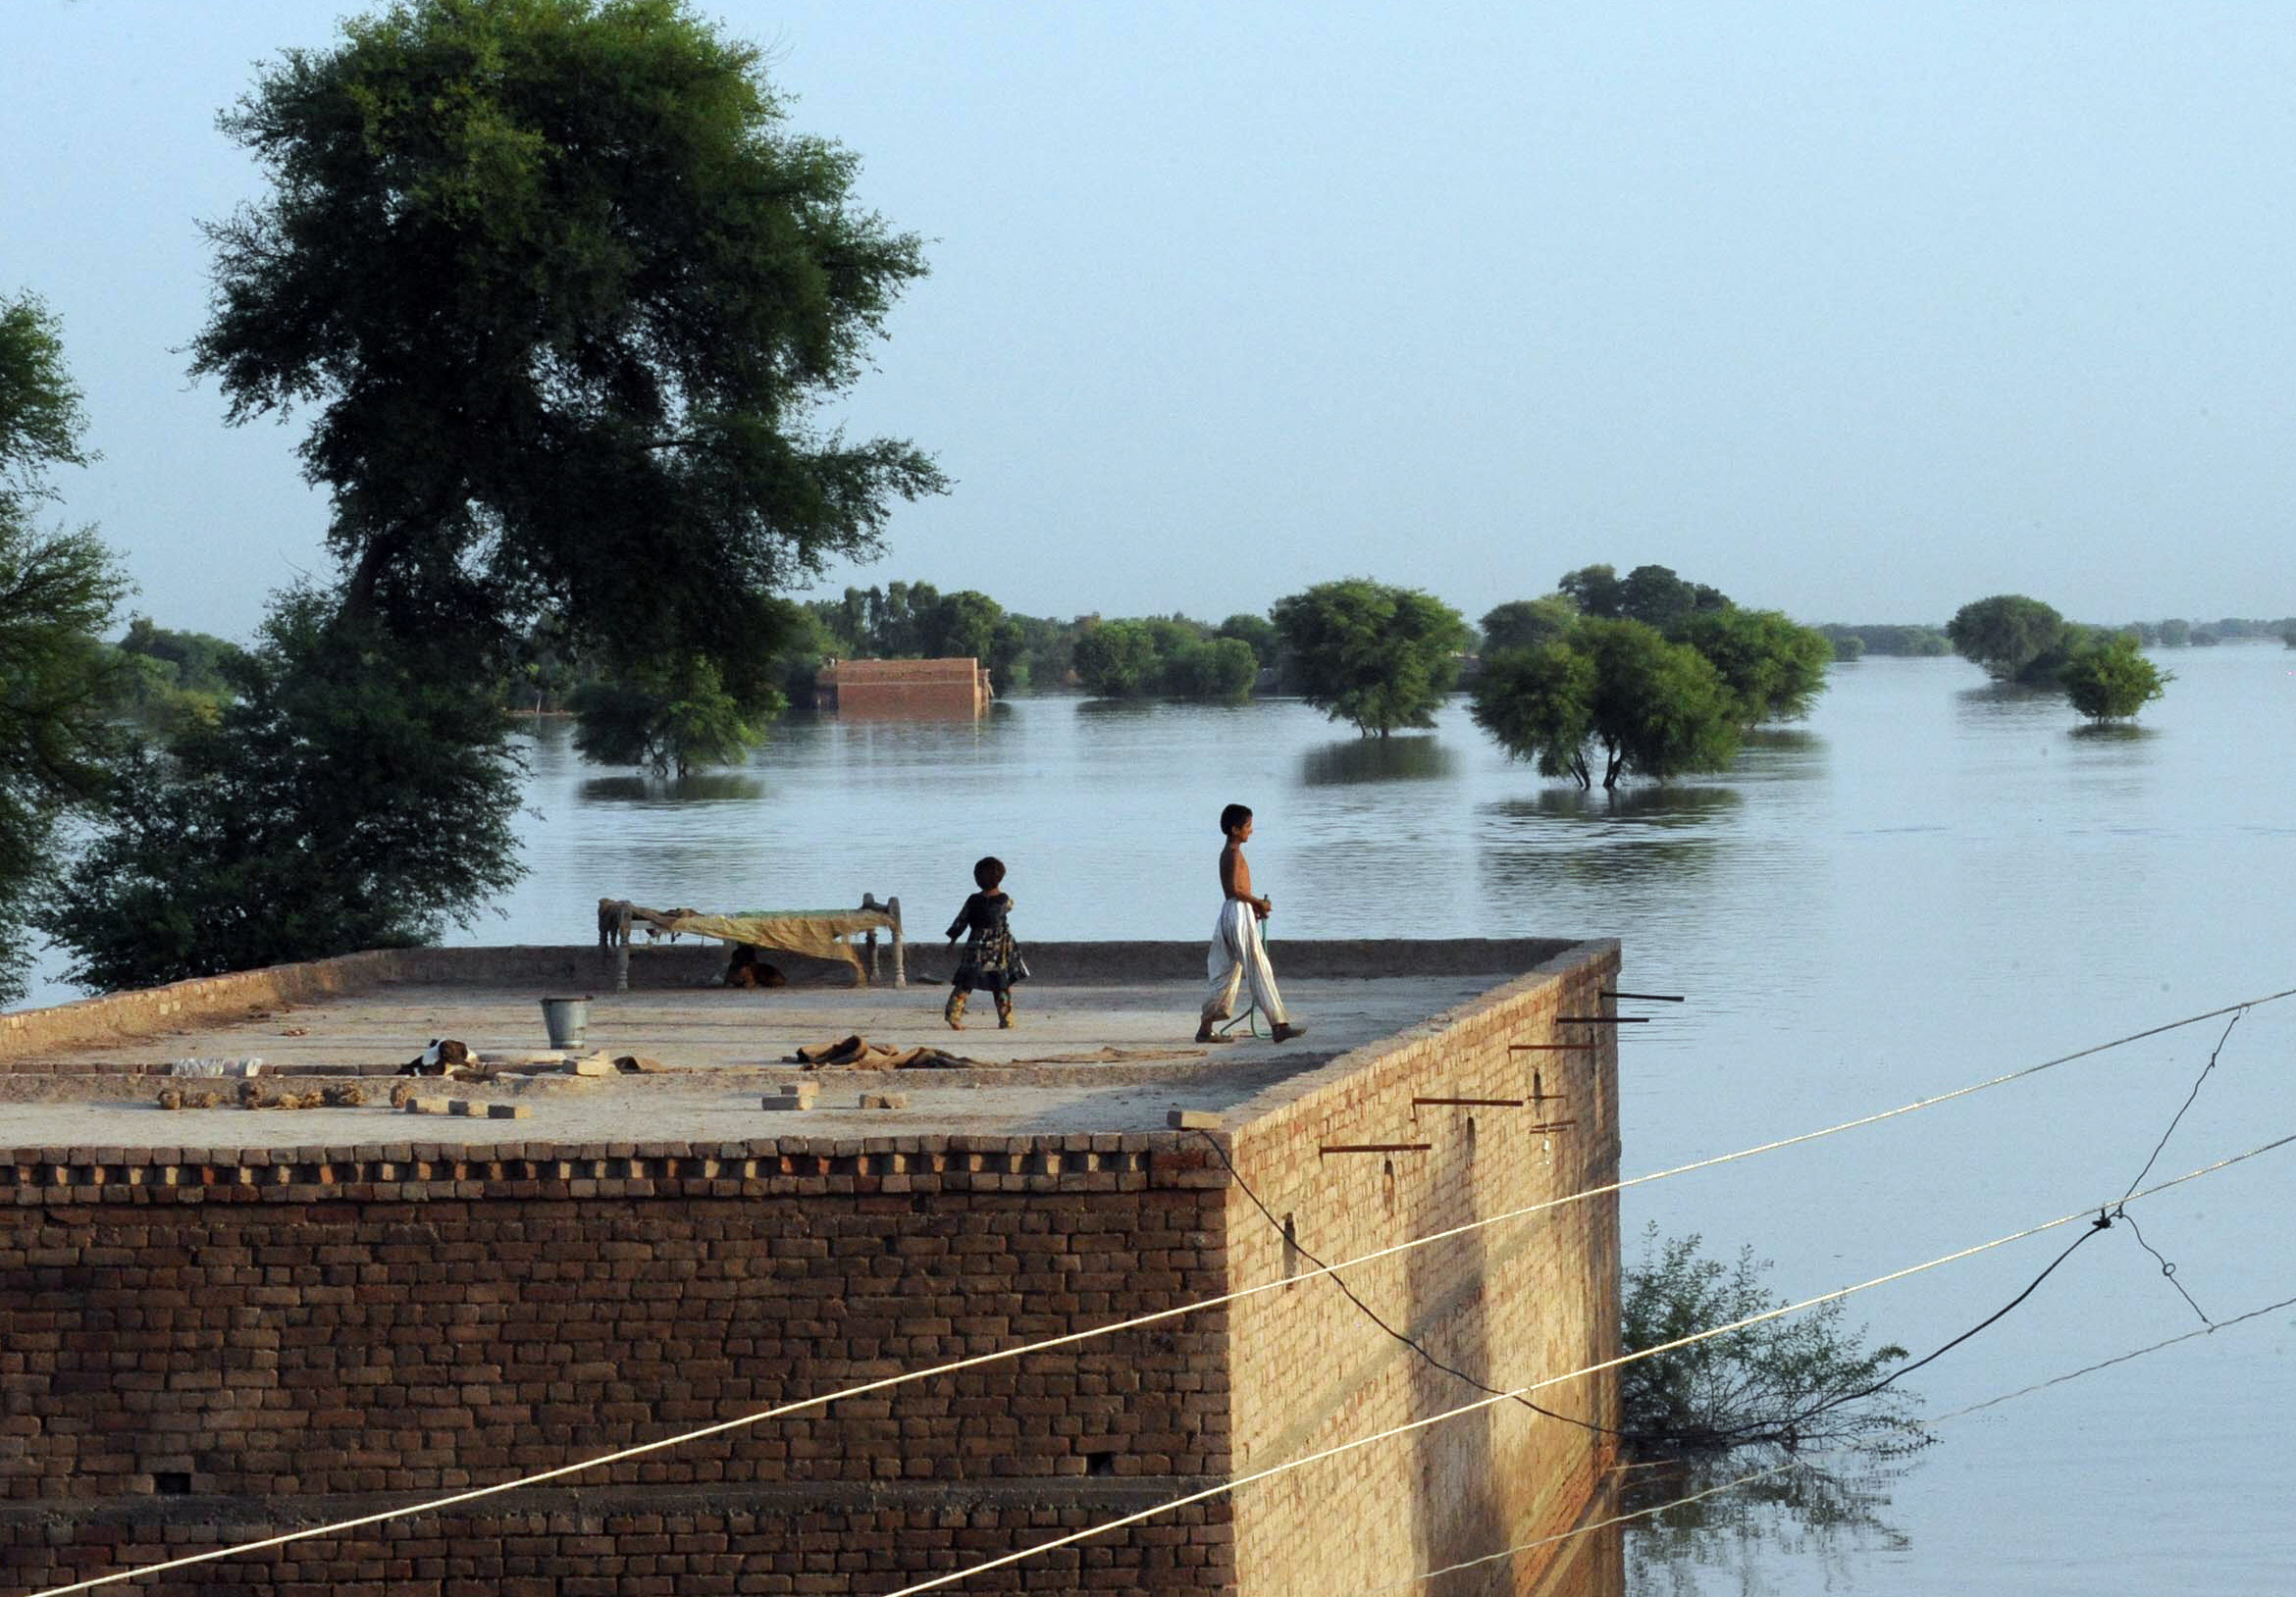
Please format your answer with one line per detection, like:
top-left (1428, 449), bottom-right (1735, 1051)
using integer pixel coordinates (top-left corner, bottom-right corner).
top-left (48, 644), bottom-right (2296, 1591)
top-left (473, 642), bottom-right (2296, 1594)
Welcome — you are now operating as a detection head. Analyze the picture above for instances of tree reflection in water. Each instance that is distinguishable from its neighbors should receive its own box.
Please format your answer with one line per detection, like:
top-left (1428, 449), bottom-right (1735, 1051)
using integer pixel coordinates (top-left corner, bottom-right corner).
top-left (578, 771), bottom-right (766, 804)
top-left (1623, 1450), bottom-right (1911, 1596)
top-left (1300, 734), bottom-right (1458, 786)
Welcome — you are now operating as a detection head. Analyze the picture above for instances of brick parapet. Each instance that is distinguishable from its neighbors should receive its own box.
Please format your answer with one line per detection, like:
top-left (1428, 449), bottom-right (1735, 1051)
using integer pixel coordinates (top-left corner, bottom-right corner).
top-left (0, 939), bottom-right (1583, 1068)
top-left (0, 1135), bottom-right (1227, 1205)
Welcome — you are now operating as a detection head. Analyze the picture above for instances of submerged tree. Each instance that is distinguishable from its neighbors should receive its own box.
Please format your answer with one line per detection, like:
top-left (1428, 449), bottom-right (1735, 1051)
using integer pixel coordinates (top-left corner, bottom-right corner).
top-left (1946, 594), bottom-right (2071, 684)
top-left (1622, 1226), bottom-right (1926, 1457)
top-left (2060, 634), bottom-right (2169, 722)
top-left (571, 656), bottom-right (772, 776)
top-left (1472, 619), bottom-right (1740, 789)
top-left (1271, 579), bottom-right (1469, 736)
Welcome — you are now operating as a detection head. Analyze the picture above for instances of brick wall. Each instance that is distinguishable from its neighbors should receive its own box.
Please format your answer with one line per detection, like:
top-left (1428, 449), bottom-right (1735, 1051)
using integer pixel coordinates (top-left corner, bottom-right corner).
top-left (0, 1138), bottom-right (1234, 1595)
top-left (1218, 940), bottom-right (1624, 1596)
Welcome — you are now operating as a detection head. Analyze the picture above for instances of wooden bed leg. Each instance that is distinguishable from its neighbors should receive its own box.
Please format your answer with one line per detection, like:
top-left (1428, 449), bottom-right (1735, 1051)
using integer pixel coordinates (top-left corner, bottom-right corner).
top-left (888, 896), bottom-right (906, 988)
top-left (616, 904), bottom-right (632, 994)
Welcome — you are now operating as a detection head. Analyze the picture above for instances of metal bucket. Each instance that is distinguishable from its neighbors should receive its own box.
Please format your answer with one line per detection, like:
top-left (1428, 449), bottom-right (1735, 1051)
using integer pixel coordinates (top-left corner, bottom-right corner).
top-left (540, 996), bottom-right (590, 1050)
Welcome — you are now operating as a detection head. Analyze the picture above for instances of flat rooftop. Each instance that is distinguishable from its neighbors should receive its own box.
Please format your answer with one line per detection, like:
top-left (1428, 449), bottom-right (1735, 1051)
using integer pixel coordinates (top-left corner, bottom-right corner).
top-left (0, 972), bottom-right (1517, 1152)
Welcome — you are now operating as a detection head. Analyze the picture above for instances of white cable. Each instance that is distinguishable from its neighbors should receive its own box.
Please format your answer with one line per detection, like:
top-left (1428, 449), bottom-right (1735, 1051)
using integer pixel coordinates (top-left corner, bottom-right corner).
top-left (24, 990), bottom-right (2288, 1597)
top-left (1342, 1288), bottom-right (2296, 1594)
top-left (874, 1134), bottom-right (2296, 1596)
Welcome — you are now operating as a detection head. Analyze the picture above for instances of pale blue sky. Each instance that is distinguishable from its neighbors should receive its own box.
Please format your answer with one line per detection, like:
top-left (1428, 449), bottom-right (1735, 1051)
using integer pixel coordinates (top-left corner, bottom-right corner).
top-left (5, 0), bottom-right (2293, 640)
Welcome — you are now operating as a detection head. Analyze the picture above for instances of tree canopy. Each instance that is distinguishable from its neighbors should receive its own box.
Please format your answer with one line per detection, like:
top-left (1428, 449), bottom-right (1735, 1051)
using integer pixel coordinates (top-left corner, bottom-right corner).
top-left (0, 293), bottom-right (128, 1004)
top-left (1271, 579), bottom-right (1469, 736)
top-left (191, 0), bottom-right (944, 688)
top-left (1479, 595), bottom-right (1577, 654)
top-left (1557, 563), bottom-right (1729, 627)
top-left (1670, 607), bottom-right (1834, 726)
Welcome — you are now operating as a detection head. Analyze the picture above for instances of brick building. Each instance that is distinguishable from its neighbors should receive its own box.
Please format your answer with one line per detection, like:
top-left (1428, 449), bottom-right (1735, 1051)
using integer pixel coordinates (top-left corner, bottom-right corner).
top-left (815, 658), bottom-right (994, 718)
top-left (0, 939), bottom-right (1623, 1595)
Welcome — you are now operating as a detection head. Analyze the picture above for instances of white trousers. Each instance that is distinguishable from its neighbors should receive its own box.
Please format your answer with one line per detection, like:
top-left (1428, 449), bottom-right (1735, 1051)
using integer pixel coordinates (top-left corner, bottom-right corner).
top-left (1203, 898), bottom-right (1289, 1025)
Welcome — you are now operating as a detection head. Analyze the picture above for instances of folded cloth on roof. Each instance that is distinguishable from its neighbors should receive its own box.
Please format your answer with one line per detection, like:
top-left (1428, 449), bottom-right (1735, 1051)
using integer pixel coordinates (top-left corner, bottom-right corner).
top-left (787, 1035), bottom-right (974, 1070)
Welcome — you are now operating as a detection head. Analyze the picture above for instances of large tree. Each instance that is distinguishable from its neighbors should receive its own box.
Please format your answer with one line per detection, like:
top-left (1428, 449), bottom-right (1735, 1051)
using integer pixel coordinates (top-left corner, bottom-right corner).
top-left (190, 0), bottom-right (944, 684)
top-left (1271, 579), bottom-right (1469, 736)
top-left (0, 294), bottom-right (129, 1004)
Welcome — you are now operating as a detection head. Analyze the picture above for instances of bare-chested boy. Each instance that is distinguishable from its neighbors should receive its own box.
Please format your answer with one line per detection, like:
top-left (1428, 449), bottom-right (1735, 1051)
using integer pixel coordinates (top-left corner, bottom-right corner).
top-left (1197, 802), bottom-right (1306, 1044)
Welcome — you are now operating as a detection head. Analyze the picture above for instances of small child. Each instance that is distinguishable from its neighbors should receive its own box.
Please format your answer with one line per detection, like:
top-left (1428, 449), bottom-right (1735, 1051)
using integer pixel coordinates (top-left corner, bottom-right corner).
top-left (1198, 803), bottom-right (1305, 1044)
top-left (944, 855), bottom-right (1027, 1028)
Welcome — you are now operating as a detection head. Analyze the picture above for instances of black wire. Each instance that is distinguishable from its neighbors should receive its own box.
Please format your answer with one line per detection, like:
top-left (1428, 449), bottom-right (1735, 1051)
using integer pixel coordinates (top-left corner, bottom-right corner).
top-left (2103, 1006), bottom-right (2243, 1323)
top-left (1190, 1129), bottom-right (1629, 1440)
top-left (2113, 1207), bottom-right (2211, 1325)
top-left (1751, 1211), bottom-right (2115, 1440)
top-left (2122, 1008), bottom-right (2244, 1200)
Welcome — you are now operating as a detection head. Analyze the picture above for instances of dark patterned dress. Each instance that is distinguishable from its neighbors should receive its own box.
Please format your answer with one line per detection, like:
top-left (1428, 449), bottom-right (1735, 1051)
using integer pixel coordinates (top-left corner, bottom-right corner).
top-left (946, 892), bottom-right (1028, 994)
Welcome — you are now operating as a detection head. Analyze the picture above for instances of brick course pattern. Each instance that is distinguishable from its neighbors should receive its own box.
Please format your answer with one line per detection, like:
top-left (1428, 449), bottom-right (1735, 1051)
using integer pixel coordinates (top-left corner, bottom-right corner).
top-left (0, 942), bottom-right (1622, 1597)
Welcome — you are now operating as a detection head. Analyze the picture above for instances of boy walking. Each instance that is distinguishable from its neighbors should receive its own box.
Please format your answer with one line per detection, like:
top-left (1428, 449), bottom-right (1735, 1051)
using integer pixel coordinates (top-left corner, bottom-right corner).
top-left (1197, 803), bottom-right (1306, 1044)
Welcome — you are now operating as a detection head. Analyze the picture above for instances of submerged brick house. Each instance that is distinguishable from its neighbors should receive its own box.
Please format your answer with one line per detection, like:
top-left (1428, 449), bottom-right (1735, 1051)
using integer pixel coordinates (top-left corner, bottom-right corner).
top-left (814, 657), bottom-right (994, 718)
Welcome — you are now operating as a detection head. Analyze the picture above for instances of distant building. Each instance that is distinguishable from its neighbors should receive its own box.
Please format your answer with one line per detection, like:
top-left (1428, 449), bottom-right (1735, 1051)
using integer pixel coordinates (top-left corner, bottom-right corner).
top-left (815, 656), bottom-right (993, 718)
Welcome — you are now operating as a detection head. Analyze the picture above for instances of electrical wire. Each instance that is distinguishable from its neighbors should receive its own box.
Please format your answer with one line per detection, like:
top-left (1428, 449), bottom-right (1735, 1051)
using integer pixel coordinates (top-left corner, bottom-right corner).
top-left (27, 990), bottom-right (2290, 1597)
top-left (1339, 1288), bottom-right (2296, 1595)
top-left (871, 1135), bottom-right (2296, 1596)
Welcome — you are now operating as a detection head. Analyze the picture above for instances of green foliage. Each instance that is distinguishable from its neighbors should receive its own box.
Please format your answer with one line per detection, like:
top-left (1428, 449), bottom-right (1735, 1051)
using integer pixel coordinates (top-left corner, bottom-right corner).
top-left (0, 293), bottom-right (129, 1004)
top-left (106, 616), bottom-right (249, 733)
top-left (2157, 618), bottom-right (2191, 647)
top-left (1668, 608), bottom-right (1833, 726)
top-left (2060, 635), bottom-right (2169, 721)
top-left (1070, 617), bottom-right (1258, 701)
top-left (1557, 563), bottom-right (1728, 627)
top-left (0, 293), bottom-right (94, 505)
top-left (41, 592), bottom-right (526, 991)
top-left (1557, 563), bottom-right (1625, 619)
top-left (1946, 594), bottom-right (2069, 682)
top-left (1817, 624), bottom-right (1951, 658)
top-left (1271, 579), bottom-right (1469, 736)
top-left (1165, 636), bottom-right (1258, 700)
top-left (1071, 620), bottom-right (1160, 697)
top-left (1622, 1225), bottom-right (1925, 1457)
top-left (1467, 641), bottom-right (1597, 784)
top-left (570, 655), bottom-right (775, 775)
top-left (1214, 612), bottom-right (1278, 670)
top-left (0, 525), bottom-right (131, 1002)
top-left (192, 0), bottom-right (944, 680)
top-left (1479, 596), bottom-right (1577, 654)
top-left (1471, 619), bottom-right (1741, 789)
